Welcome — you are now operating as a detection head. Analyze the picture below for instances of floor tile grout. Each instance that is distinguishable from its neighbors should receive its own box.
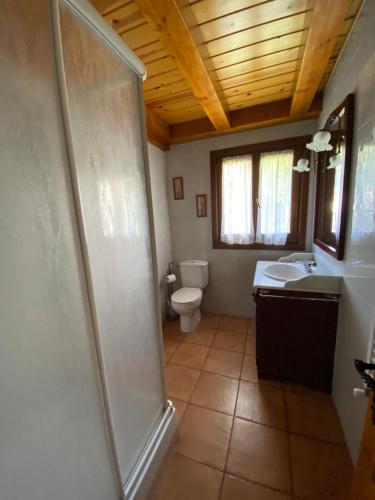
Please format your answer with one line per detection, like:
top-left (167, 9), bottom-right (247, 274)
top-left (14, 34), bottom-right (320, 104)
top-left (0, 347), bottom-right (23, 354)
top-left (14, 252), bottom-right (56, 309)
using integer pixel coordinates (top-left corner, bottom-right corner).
top-left (166, 357), bottom-right (335, 400)
top-left (168, 393), bottom-right (349, 447)
top-left (177, 328), bottom-right (220, 411)
top-left (161, 315), bottom-right (351, 500)
top-left (166, 342), bottom-right (248, 379)
top-left (173, 450), bottom-right (293, 497)
top-left (217, 333), bottom-right (246, 499)
top-left (166, 360), bottom-right (241, 380)
top-left (166, 351), bottom-right (334, 400)
top-left (286, 431), bottom-right (348, 447)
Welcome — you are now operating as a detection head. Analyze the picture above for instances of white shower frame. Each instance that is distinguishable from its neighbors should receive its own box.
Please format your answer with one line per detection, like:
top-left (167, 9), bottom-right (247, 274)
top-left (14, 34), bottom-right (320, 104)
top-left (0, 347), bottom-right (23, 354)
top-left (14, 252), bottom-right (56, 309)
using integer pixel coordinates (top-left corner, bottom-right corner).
top-left (50, 1), bottom-right (176, 498)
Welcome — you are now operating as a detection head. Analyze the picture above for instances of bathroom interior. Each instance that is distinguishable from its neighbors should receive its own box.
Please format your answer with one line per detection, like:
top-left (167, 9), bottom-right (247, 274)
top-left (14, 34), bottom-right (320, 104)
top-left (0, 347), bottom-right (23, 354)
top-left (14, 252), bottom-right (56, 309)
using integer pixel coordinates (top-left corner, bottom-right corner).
top-left (1, 0), bottom-right (374, 499)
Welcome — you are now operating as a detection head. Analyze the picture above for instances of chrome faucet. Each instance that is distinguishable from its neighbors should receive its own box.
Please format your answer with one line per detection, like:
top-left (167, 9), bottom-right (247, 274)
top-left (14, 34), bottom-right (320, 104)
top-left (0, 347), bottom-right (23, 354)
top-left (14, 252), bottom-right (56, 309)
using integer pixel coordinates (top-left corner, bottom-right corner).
top-left (303, 260), bottom-right (316, 273)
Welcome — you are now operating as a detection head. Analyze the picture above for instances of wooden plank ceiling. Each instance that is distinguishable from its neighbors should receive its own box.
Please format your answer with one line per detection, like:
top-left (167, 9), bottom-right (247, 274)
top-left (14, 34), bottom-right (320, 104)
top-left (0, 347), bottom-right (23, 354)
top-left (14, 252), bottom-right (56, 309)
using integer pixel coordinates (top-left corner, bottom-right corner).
top-left (90, 0), bottom-right (362, 149)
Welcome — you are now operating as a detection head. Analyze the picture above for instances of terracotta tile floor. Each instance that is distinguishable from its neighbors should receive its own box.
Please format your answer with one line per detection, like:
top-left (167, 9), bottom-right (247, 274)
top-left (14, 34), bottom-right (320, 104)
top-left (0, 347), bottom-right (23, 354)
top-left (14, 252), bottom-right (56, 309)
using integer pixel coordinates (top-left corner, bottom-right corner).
top-left (151, 314), bottom-right (353, 500)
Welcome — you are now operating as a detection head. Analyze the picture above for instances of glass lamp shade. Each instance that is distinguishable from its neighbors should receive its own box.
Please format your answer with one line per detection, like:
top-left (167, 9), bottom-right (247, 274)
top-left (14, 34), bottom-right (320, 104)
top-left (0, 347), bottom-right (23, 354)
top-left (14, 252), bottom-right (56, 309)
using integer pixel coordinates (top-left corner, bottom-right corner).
top-left (292, 158), bottom-right (310, 172)
top-left (327, 153), bottom-right (341, 170)
top-left (306, 130), bottom-right (333, 152)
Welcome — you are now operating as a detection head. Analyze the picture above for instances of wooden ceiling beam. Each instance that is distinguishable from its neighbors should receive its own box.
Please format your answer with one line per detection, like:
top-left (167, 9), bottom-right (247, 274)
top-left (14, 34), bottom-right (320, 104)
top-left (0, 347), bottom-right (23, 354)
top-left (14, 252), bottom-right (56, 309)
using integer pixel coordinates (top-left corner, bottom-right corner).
top-left (90, 0), bottom-right (126, 14)
top-left (171, 93), bottom-right (323, 144)
top-left (145, 107), bottom-right (171, 151)
top-left (290, 0), bottom-right (350, 115)
top-left (133, 0), bottom-right (230, 131)
top-left (111, 11), bottom-right (143, 30)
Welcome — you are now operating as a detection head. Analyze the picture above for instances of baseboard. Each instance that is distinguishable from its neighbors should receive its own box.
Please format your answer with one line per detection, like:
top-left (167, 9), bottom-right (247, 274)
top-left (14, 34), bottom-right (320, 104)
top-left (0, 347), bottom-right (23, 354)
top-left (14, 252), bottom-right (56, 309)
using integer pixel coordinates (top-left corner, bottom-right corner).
top-left (124, 401), bottom-right (176, 500)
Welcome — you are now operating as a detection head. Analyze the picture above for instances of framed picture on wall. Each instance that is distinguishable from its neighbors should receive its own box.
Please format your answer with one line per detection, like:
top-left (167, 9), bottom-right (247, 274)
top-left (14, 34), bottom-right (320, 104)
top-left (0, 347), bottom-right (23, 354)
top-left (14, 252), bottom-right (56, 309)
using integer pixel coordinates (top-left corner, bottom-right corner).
top-left (173, 177), bottom-right (184, 200)
top-left (196, 194), bottom-right (207, 217)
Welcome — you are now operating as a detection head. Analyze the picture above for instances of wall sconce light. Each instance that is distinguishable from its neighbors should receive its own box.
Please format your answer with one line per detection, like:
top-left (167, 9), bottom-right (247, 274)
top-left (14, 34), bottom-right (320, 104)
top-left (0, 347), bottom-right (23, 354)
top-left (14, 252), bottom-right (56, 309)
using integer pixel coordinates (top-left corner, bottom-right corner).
top-left (306, 130), bottom-right (333, 152)
top-left (292, 158), bottom-right (310, 172)
top-left (294, 130), bottom-right (336, 174)
top-left (327, 152), bottom-right (342, 170)
top-left (302, 130), bottom-right (334, 173)
top-left (326, 117), bottom-right (344, 171)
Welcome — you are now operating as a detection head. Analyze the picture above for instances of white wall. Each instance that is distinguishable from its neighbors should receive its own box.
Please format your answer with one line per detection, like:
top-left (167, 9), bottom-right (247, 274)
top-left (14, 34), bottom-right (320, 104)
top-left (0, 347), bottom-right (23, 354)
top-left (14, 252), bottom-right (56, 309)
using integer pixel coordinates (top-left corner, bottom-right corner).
top-left (148, 143), bottom-right (172, 320)
top-left (313, 0), bottom-right (375, 461)
top-left (166, 120), bottom-right (318, 317)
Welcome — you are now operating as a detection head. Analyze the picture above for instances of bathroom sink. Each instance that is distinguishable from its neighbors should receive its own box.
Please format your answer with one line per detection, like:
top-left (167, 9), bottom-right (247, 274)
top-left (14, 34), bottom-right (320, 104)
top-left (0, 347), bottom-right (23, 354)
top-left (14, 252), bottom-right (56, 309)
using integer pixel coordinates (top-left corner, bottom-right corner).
top-left (254, 256), bottom-right (342, 294)
top-left (262, 263), bottom-right (305, 281)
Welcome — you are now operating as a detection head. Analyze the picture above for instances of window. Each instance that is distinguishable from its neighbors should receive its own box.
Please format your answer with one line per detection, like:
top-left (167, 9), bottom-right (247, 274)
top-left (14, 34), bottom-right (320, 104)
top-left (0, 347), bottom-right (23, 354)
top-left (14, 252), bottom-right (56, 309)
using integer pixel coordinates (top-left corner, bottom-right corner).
top-left (211, 136), bottom-right (310, 249)
top-left (221, 155), bottom-right (254, 244)
top-left (256, 150), bottom-right (293, 245)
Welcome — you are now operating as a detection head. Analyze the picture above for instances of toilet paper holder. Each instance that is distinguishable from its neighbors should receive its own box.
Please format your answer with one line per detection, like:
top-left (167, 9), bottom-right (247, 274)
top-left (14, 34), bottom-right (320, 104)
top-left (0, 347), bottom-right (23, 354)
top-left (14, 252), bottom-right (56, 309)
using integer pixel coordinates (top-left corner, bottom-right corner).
top-left (165, 273), bottom-right (176, 284)
top-left (165, 264), bottom-right (178, 320)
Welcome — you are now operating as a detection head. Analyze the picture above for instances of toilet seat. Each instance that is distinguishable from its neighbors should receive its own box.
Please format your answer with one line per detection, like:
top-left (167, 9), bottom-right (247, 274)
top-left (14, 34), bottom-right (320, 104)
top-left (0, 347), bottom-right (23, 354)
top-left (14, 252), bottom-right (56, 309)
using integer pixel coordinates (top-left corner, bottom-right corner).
top-left (171, 287), bottom-right (202, 305)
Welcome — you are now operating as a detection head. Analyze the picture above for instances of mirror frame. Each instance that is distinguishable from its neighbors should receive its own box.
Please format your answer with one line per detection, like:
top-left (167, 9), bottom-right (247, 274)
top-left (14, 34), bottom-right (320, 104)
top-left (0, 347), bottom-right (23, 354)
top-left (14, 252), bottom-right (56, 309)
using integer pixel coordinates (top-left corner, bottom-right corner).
top-left (313, 93), bottom-right (355, 260)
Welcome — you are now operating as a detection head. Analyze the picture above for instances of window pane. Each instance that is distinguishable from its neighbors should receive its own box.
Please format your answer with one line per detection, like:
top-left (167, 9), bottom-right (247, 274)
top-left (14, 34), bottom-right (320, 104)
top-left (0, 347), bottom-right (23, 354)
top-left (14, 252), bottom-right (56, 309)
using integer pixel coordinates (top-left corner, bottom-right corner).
top-left (221, 155), bottom-right (254, 244)
top-left (256, 150), bottom-right (293, 245)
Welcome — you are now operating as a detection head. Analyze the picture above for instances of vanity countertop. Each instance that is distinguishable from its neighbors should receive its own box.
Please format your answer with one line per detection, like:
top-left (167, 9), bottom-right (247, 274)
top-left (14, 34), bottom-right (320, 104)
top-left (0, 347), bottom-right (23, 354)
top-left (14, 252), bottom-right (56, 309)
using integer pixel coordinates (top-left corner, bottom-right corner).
top-left (253, 260), bottom-right (342, 294)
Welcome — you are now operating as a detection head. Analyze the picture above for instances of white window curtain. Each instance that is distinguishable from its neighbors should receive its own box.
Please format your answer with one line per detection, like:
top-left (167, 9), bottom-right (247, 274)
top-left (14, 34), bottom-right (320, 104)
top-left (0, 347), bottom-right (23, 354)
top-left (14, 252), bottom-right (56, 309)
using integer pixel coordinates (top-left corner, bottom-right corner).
top-left (255, 150), bottom-right (293, 245)
top-left (221, 155), bottom-right (254, 244)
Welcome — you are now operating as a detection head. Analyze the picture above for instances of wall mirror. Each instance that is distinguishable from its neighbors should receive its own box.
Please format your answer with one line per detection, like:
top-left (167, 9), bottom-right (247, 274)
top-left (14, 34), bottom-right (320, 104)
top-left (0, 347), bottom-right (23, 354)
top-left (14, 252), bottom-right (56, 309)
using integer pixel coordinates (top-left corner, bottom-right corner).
top-left (313, 94), bottom-right (354, 260)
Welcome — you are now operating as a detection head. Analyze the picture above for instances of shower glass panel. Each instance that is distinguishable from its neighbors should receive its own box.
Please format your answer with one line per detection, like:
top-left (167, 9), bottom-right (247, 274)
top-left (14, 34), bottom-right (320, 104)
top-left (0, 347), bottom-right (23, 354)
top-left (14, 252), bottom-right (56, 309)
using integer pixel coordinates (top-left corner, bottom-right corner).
top-left (58, 2), bottom-right (165, 484)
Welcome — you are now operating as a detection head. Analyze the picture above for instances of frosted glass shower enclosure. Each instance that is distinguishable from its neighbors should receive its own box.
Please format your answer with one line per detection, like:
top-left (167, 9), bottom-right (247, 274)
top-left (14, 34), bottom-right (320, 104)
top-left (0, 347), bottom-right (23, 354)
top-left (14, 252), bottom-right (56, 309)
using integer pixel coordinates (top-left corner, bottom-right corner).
top-left (53, 0), bottom-right (175, 497)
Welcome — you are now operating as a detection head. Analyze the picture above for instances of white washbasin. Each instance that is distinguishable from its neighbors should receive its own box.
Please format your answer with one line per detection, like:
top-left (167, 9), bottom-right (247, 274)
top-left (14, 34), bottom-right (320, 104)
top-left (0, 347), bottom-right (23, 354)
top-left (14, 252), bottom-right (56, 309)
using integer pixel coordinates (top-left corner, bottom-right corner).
top-left (262, 263), bottom-right (305, 281)
top-left (254, 258), bottom-right (342, 293)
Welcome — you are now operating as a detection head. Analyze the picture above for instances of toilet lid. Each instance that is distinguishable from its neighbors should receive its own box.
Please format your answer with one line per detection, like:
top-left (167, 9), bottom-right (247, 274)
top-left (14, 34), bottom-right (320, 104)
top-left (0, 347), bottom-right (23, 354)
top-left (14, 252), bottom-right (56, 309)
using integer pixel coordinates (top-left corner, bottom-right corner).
top-left (171, 287), bottom-right (202, 304)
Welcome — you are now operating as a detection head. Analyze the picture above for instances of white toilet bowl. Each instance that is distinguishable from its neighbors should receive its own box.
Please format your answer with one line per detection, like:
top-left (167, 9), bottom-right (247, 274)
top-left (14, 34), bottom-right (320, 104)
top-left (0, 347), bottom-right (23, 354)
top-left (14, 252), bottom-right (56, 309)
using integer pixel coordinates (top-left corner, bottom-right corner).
top-left (171, 287), bottom-right (202, 332)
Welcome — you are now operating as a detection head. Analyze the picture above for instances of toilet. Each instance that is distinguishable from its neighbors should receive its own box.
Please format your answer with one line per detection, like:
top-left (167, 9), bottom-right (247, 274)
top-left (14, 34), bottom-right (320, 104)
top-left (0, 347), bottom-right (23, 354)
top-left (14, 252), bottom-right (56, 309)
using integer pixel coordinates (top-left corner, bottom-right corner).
top-left (171, 260), bottom-right (209, 332)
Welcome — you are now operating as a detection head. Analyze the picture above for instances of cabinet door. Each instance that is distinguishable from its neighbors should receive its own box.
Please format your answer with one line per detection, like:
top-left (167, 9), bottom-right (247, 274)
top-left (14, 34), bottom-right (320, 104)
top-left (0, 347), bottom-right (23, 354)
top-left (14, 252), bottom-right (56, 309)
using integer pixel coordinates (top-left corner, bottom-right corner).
top-left (58, 2), bottom-right (165, 484)
top-left (256, 294), bottom-right (292, 379)
top-left (255, 291), bottom-right (338, 391)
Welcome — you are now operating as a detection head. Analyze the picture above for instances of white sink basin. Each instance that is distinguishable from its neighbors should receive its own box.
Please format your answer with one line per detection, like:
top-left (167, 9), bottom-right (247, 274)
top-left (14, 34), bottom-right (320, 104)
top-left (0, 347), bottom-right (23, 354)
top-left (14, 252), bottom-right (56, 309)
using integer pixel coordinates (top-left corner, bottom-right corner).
top-left (254, 258), bottom-right (342, 293)
top-left (262, 263), bottom-right (305, 281)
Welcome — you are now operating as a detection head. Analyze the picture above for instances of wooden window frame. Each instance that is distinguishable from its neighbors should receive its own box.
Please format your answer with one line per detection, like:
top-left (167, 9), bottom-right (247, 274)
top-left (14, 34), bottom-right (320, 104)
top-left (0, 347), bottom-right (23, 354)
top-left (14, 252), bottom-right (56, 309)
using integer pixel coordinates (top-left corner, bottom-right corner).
top-left (210, 136), bottom-right (311, 250)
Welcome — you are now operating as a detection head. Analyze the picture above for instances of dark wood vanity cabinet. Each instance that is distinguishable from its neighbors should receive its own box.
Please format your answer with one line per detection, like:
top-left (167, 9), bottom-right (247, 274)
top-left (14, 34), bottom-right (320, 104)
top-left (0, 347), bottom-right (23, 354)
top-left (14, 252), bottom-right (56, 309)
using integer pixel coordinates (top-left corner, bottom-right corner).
top-left (254, 288), bottom-right (340, 392)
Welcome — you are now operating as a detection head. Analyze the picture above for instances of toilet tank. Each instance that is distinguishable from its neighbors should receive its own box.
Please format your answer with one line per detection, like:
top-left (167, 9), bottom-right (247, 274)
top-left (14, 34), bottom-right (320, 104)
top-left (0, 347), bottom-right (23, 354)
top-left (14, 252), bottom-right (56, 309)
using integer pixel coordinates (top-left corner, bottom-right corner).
top-left (180, 260), bottom-right (209, 289)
